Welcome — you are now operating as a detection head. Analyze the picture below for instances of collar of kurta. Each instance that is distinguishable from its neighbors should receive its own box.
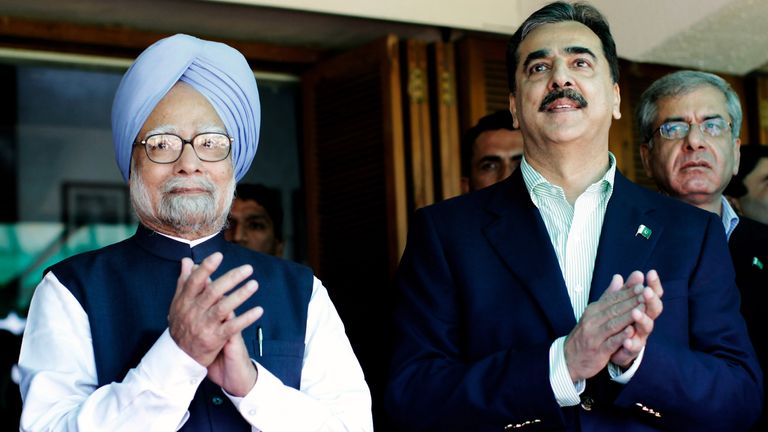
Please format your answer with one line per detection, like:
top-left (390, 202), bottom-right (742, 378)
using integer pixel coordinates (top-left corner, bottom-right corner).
top-left (133, 224), bottom-right (229, 264)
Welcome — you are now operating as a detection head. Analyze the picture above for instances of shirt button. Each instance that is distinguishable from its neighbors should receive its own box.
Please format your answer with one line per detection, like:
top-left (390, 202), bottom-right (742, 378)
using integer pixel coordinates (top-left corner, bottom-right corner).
top-left (189, 379), bottom-right (198, 385)
top-left (211, 396), bottom-right (224, 406)
top-left (574, 284), bottom-right (584, 293)
top-left (248, 409), bottom-right (257, 416)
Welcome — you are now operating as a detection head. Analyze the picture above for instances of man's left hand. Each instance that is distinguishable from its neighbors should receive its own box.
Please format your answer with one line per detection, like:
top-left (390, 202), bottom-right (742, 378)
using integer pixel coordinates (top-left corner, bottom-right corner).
top-left (610, 270), bottom-right (664, 367)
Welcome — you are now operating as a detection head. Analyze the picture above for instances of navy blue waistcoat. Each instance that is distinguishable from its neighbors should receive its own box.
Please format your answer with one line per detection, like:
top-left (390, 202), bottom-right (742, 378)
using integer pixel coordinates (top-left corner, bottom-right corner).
top-left (49, 224), bottom-right (313, 431)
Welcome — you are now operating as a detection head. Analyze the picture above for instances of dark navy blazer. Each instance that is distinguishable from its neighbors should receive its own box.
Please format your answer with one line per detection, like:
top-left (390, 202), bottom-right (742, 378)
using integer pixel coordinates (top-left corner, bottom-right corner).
top-left (50, 225), bottom-right (313, 431)
top-left (386, 168), bottom-right (762, 431)
top-left (730, 216), bottom-right (768, 431)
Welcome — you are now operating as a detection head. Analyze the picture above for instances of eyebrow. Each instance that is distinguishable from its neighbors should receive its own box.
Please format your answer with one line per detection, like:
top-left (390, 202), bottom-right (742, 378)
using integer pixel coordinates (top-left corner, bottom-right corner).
top-left (477, 155), bottom-right (503, 164)
top-left (522, 49), bottom-right (550, 70)
top-left (144, 123), bottom-right (227, 136)
top-left (564, 46), bottom-right (597, 60)
top-left (522, 46), bottom-right (597, 71)
top-left (661, 114), bottom-right (726, 123)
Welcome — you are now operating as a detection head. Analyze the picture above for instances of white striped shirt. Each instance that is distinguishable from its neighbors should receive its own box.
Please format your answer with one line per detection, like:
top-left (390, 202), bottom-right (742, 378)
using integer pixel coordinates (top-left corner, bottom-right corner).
top-left (521, 153), bottom-right (631, 406)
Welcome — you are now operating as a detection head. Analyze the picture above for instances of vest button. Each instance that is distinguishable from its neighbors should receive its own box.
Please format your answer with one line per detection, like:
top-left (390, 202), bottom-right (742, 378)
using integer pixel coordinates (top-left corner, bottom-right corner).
top-left (580, 395), bottom-right (594, 411)
top-left (212, 396), bottom-right (224, 406)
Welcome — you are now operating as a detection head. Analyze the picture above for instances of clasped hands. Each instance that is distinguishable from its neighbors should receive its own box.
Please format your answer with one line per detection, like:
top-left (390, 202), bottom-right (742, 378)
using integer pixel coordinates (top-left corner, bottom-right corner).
top-left (168, 252), bottom-right (264, 397)
top-left (565, 270), bottom-right (664, 382)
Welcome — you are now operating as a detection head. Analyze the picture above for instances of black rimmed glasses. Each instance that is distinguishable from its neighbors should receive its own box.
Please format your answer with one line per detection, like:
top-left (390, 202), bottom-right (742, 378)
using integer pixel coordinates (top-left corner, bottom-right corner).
top-left (135, 132), bottom-right (233, 164)
top-left (653, 118), bottom-right (732, 141)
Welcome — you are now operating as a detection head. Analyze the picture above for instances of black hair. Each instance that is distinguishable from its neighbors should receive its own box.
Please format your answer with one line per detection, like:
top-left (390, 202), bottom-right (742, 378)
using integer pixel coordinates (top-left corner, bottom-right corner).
top-left (234, 183), bottom-right (284, 240)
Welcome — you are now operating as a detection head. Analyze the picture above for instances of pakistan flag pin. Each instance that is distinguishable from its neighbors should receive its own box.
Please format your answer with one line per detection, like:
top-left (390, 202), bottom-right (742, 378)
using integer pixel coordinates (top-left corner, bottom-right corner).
top-left (635, 224), bottom-right (652, 239)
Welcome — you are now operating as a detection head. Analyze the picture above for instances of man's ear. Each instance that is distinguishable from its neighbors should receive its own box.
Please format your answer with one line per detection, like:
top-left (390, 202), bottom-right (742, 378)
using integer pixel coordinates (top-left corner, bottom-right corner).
top-left (612, 83), bottom-right (621, 120)
top-left (732, 138), bottom-right (741, 176)
top-left (509, 93), bottom-right (519, 129)
top-left (639, 142), bottom-right (654, 178)
top-left (460, 177), bottom-right (470, 194)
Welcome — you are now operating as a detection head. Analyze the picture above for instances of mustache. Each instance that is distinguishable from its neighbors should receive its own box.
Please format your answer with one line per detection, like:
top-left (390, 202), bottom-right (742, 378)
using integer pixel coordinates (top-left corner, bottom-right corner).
top-left (539, 88), bottom-right (588, 111)
top-left (162, 176), bottom-right (215, 194)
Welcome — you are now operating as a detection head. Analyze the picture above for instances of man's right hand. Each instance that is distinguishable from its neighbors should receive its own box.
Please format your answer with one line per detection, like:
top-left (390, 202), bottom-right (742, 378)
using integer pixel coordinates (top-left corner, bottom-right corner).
top-left (563, 271), bottom-right (650, 382)
top-left (167, 252), bottom-right (263, 367)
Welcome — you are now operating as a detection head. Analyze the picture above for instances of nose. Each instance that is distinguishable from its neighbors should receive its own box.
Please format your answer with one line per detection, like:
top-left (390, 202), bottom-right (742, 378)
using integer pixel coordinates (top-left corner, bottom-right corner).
top-left (234, 223), bottom-right (247, 242)
top-left (175, 141), bottom-right (204, 174)
top-left (497, 160), bottom-right (515, 183)
top-left (549, 59), bottom-right (572, 89)
top-left (684, 125), bottom-right (707, 150)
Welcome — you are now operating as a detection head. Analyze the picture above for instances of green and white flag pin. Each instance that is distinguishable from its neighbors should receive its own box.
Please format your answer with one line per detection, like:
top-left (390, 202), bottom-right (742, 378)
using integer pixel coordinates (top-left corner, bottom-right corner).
top-left (636, 224), bottom-right (652, 239)
top-left (753, 257), bottom-right (764, 270)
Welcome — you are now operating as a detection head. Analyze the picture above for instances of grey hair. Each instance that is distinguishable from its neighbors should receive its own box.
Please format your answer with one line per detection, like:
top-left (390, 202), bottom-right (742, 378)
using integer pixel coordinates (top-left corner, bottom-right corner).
top-left (636, 70), bottom-right (742, 148)
top-left (129, 156), bottom-right (236, 236)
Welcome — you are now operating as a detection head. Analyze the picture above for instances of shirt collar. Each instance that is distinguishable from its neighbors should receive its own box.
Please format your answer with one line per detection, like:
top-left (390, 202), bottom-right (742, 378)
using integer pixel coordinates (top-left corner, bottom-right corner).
top-left (720, 195), bottom-right (740, 240)
top-left (155, 230), bottom-right (219, 248)
top-left (521, 152), bottom-right (617, 205)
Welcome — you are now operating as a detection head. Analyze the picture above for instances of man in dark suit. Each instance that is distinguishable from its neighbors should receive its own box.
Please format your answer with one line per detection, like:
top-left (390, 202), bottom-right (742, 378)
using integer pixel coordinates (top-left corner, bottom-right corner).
top-left (385, 2), bottom-right (762, 431)
top-left (637, 70), bottom-right (768, 429)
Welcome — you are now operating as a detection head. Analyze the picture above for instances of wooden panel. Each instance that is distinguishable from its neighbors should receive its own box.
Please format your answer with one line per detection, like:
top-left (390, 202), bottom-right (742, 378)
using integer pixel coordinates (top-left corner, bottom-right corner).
top-left (744, 73), bottom-right (768, 145)
top-left (302, 35), bottom-right (406, 430)
top-left (429, 41), bottom-right (462, 200)
top-left (403, 39), bottom-right (434, 209)
top-left (0, 15), bottom-right (322, 69)
top-left (456, 35), bottom-right (509, 133)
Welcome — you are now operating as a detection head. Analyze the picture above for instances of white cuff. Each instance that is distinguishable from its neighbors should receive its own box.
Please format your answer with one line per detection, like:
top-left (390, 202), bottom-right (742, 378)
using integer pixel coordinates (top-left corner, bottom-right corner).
top-left (549, 336), bottom-right (584, 407)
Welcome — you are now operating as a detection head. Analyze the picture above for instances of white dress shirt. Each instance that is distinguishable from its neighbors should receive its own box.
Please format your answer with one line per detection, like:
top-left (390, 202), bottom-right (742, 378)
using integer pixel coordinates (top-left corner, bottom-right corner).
top-left (720, 195), bottom-right (740, 240)
top-left (520, 154), bottom-right (643, 407)
top-left (18, 234), bottom-right (373, 431)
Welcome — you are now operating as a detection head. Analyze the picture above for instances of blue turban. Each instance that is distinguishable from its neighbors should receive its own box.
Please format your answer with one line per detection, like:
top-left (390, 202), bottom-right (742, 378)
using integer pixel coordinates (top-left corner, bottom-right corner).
top-left (111, 33), bottom-right (260, 182)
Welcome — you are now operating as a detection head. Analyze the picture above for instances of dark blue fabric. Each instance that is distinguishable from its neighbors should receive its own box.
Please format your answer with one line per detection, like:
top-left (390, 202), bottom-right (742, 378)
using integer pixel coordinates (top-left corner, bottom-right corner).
top-left (49, 224), bottom-right (313, 431)
top-left (729, 216), bottom-right (768, 431)
top-left (386, 168), bottom-right (763, 431)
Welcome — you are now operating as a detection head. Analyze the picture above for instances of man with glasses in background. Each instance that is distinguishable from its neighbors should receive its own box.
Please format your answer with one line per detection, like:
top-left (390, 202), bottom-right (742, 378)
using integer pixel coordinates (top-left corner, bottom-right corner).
top-left (18, 34), bottom-right (372, 431)
top-left (637, 69), bottom-right (767, 429)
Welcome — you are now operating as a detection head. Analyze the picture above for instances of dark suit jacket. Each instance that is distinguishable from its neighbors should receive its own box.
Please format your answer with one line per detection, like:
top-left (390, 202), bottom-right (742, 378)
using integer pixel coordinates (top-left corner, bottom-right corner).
top-left (730, 216), bottom-right (768, 431)
top-left (386, 169), bottom-right (762, 431)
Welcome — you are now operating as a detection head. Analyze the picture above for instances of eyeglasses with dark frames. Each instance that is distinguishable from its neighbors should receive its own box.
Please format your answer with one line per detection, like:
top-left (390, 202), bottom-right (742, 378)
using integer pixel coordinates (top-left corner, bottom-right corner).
top-left (134, 132), bottom-right (233, 164)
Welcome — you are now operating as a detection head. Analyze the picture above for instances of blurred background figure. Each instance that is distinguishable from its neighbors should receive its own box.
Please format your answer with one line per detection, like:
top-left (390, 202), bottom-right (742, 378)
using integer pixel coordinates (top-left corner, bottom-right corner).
top-left (725, 144), bottom-right (768, 225)
top-left (460, 110), bottom-right (524, 193)
top-left (226, 183), bottom-right (284, 256)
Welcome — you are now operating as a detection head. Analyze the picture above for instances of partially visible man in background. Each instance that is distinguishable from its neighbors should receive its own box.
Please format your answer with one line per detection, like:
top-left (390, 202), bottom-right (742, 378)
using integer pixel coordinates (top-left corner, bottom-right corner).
top-left (637, 69), bottom-right (767, 429)
top-left (726, 144), bottom-right (768, 225)
top-left (460, 109), bottom-right (524, 193)
top-left (226, 183), bottom-right (284, 256)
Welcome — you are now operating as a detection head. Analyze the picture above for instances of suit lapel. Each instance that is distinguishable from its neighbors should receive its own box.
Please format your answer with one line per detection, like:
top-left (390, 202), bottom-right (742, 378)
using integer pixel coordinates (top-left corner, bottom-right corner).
top-left (589, 173), bottom-right (662, 302)
top-left (483, 171), bottom-right (577, 336)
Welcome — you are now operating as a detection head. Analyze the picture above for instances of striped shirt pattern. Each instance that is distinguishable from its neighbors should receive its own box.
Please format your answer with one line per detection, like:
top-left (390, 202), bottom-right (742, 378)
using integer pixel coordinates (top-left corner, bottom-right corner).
top-left (520, 153), bottom-right (616, 406)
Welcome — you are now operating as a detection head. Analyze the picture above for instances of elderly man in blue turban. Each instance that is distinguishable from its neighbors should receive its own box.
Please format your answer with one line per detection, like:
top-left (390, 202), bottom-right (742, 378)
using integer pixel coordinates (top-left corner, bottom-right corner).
top-left (18, 34), bottom-right (372, 431)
